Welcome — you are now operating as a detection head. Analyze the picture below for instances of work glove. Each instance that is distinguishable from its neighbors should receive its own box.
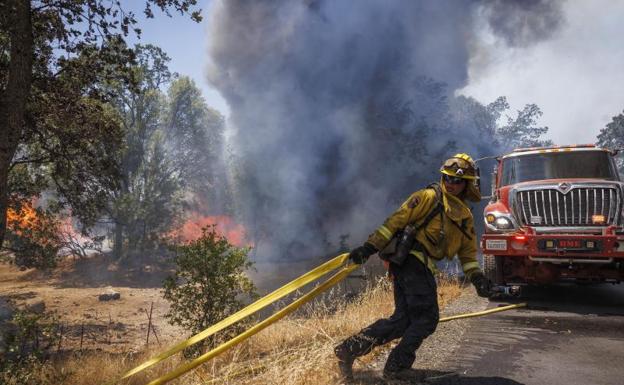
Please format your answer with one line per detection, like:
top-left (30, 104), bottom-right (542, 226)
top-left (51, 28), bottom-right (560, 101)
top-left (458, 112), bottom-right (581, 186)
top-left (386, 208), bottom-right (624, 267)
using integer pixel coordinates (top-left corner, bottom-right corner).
top-left (348, 242), bottom-right (377, 265)
top-left (470, 271), bottom-right (492, 298)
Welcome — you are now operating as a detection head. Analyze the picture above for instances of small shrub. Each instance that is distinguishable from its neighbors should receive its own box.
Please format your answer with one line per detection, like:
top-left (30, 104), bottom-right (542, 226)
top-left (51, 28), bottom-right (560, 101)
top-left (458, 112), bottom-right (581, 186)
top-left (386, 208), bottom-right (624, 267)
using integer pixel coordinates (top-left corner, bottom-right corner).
top-left (2, 309), bottom-right (60, 361)
top-left (0, 356), bottom-right (58, 385)
top-left (4, 199), bottom-right (103, 270)
top-left (4, 200), bottom-right (62, 269)
top-left (163, 225), bottom-right (257, 356)
top-left (0, 309), bottom-right (62, 385)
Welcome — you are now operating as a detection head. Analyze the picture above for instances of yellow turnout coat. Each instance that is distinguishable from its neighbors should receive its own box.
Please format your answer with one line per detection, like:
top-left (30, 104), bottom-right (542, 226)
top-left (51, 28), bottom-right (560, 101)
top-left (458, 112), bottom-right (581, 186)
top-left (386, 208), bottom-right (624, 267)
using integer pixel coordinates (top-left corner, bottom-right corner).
top-left (366, 181), bottom-right (481, 279)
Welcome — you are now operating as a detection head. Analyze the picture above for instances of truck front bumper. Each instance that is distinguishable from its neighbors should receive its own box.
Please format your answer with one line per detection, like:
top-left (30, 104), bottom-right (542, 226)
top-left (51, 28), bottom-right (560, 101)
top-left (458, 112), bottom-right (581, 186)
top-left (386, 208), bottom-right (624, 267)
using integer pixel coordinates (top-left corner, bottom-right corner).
top-left (482, 230), bottom-right (624, 284)
top-left (481, 231), bottom-right (624, 260)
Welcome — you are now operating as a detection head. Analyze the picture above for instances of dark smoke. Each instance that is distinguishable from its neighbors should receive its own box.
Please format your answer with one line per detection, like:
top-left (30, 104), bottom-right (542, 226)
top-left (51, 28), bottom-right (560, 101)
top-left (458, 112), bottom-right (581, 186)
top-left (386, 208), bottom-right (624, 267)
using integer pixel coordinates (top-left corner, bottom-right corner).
top-left (206, 0), bottom-right (564, 262)
top-left (481, 0), bottom-right (565, 47)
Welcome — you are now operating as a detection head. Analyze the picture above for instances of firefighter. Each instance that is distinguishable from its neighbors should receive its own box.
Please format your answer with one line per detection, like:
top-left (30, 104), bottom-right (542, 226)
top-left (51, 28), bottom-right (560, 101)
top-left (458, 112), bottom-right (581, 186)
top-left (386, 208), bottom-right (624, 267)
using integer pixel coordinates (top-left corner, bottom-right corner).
top-left (334, 153), bottom-right (492, 382)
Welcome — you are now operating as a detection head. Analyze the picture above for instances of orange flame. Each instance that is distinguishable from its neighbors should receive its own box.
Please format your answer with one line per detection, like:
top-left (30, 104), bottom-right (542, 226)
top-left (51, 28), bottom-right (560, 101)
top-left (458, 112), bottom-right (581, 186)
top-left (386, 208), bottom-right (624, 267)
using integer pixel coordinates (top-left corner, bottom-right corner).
top-left (57, 215), bottom-right (89, 243)
top-left (6, 201), bottom-right (83, 245)
top-left (174, 214), bottom-right (250, 247)
top-left (6, 201), bottom-right (42, 236)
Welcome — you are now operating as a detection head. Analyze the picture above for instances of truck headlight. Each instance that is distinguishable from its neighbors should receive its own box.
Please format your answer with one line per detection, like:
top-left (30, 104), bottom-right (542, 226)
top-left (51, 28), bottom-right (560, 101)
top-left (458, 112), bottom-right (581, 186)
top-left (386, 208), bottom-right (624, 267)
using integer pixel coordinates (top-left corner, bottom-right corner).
top-left (494, 217), bottom-right (513, 229)
top-left (485, 212), bottom-right (516, 232)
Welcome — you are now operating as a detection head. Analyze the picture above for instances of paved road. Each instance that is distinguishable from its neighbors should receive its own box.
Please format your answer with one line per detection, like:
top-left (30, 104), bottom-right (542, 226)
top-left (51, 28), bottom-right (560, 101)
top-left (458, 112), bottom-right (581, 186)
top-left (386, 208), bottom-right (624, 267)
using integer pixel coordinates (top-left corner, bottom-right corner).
top-left (434, 283), bottom-right (624, 385)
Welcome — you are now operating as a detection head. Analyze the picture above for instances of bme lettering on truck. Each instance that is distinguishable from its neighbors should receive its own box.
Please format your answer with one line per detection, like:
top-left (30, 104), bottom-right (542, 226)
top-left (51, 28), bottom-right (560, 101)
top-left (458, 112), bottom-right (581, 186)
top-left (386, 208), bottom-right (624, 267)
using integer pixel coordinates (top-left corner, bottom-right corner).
top-left (481, 144), bottom-right (624, 287)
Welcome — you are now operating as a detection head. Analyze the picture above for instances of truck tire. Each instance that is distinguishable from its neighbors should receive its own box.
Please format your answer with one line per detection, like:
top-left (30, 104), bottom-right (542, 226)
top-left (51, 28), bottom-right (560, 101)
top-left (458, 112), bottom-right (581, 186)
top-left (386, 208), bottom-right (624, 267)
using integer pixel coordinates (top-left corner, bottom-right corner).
top-left (483, 254), bottom-right (501, 285)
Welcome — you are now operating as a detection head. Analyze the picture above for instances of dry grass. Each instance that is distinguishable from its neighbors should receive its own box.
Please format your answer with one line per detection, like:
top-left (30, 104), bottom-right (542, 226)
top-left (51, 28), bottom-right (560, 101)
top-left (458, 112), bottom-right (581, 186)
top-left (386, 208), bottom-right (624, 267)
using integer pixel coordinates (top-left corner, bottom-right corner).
top-left (29, 273), bottom-right (462, 385)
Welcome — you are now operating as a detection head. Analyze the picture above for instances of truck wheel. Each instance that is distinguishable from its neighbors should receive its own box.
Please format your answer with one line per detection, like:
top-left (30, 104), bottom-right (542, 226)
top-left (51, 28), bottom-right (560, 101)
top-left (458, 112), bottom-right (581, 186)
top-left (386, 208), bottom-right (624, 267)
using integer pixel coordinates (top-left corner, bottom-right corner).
top-left (483, 254), bottom-right (501, 285)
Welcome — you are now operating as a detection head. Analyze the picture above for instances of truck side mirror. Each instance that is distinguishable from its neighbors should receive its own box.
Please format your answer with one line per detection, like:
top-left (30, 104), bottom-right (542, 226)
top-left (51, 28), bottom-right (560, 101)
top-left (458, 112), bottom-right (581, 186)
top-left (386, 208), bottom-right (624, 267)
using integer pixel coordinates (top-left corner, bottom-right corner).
top-left (490, 167), bottom-right (498, 203)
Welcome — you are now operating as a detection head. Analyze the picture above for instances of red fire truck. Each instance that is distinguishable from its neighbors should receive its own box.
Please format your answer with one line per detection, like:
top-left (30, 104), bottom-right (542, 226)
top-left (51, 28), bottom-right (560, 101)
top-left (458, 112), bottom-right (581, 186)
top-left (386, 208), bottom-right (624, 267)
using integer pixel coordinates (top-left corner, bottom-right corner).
top-left (481, 144), bottom-right (624, 288)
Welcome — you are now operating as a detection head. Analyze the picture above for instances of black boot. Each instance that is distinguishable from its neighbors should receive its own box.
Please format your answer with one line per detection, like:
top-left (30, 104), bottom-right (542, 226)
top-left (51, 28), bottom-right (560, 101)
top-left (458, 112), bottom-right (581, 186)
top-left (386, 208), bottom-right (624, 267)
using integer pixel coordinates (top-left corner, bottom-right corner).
top-left (335, 333), bottom-right (378, 381)
top-left (383, 356), bottom-right (426, 382)
top-left (334, 343), bottom-right (355, 381)
top-left (382, 367), bottom-right (426, 382)
top-left (383, 357), bottom-right (426, 384)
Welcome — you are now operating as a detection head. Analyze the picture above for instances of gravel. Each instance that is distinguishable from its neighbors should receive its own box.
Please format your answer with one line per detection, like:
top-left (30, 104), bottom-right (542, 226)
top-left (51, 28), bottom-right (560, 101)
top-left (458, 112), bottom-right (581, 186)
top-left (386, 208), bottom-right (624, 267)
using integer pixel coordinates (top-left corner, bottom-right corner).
top-left (414, 287), bottom-right (489, 371)
top-left (353, 286), bottom-right (489, 383)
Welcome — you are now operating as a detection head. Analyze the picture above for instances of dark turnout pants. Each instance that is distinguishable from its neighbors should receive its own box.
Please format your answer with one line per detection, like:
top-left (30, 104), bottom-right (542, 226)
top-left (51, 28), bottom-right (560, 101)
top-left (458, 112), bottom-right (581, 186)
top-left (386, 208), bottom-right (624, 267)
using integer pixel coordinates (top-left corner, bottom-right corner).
top-left (337, 256), bottom-right (439, 371)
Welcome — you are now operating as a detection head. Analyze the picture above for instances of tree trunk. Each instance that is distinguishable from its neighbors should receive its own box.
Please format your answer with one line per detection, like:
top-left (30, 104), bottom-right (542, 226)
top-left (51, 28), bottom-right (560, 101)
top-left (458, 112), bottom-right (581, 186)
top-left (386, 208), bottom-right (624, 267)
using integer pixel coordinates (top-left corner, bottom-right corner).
top-left (0, 0), bottom-right (34, 247)
top-left (113, 221), bottom-right (124, 259)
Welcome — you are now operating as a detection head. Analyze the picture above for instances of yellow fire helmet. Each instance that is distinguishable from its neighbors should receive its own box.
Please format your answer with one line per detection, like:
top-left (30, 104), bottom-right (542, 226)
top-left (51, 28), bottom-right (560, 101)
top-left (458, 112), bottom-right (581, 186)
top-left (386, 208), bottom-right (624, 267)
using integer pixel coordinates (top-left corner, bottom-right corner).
top-left (440, 153), bottom-right (478, 179)
top-left (440, 153), bottom-right (481, 202)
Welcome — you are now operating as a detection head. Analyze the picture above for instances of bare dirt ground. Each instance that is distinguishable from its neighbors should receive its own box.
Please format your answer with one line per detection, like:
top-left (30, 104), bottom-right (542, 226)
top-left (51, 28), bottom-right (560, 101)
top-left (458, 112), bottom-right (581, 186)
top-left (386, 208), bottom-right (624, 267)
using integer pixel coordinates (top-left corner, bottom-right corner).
top-left (0, 255), bottom-right (183, 354)
top-left (0, 253), bottom-right (384, 358)
top-left (1, 255), bottom-right (467, 385)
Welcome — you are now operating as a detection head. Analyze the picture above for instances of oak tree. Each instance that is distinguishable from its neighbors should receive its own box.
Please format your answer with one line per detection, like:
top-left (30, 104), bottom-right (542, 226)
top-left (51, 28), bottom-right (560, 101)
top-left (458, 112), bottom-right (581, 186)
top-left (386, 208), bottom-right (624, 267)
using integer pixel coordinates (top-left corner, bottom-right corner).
top-left (596, 110), bottom-right (624, 173)
top-left (0, 0), bottom-right (201, 247)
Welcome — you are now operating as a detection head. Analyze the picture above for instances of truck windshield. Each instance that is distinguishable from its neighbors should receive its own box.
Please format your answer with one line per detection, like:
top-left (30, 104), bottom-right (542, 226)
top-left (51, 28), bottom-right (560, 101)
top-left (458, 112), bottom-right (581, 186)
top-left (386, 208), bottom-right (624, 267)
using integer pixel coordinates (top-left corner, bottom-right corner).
top-left (501, 151), bottom-right (619, 186)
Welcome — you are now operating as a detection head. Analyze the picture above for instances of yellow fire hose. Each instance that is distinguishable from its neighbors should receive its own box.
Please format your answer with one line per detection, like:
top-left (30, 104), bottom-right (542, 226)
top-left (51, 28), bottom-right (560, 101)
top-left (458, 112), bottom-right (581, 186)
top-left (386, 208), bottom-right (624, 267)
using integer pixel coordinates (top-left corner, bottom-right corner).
top-left (439, 302), bottom-right (527, 322)
top-left (203, 303), bottom-right (528, 384)
top-left (109, 253), bottom-right (528, 385)
top-left (145, 263), bottom-right (359, 385)
top-left (112, 253), bottom-right (352, 383)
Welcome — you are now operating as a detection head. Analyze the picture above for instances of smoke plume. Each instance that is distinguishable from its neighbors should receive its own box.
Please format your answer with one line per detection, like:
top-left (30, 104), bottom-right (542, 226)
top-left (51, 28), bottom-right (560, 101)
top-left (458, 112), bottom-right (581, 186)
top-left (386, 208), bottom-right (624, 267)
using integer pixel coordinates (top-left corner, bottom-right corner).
top-left (480, 0), bottom-right (565, 47)
top-left (206, 0), bottom-right (563, 262)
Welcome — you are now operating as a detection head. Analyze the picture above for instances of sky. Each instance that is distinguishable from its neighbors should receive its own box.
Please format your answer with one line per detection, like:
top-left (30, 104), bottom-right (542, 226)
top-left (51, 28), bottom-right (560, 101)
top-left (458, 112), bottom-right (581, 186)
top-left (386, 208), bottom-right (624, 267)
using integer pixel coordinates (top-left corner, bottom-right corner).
top-left (131, 0), bottom-right (624, 146)
top-left (127, 0), bottom-right (229, 115)
top-left (460, 0), bottom-right (624, 145)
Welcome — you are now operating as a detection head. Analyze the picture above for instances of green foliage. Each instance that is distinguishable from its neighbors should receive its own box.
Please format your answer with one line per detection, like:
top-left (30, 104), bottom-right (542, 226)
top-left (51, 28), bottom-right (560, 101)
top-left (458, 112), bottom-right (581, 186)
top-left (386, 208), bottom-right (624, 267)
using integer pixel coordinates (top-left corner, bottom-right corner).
top-left (163, 225), bottom-right (256, 355)
top-left (0, 356), bottom-right (58, 385)
top-left (596, 111), bottom-right (624, 174)
top-left (3, 200), bottom-right (62, 270)
top-left (493, 98), bottom-right (553, 150)
top-left (165, 76), bottom-right (227, 203)
top-left (108, 45), bottom-right (226, 260)
top-left (0, 0), bottom-right (202, 249)
top-left (0, 309), bottom-right (62, 385)
top-left (109, 46), bottom-right (182, 257)
top-left (2, 195), bottom-right (104, 269)
top-left (453, 95), bottom-right (553, 153)
top-left (17, 88), bottom-right (124, 231)
top-left (4, 33), bottom-right (128, 244)
top-left (2, 309), bottom-right (60, 361)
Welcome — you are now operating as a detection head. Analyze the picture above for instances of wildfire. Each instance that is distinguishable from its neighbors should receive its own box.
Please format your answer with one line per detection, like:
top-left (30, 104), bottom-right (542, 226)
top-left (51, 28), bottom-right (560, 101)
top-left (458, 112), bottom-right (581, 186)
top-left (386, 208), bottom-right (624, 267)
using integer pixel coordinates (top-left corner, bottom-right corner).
top-left (5, 199), bottom-right (63, 250)
top-left (174, 213), bottom-right (249, 247)
top-left (6, 200), bottom-right (42, 236)
top-left (6, 200), bottom-right (85, 247)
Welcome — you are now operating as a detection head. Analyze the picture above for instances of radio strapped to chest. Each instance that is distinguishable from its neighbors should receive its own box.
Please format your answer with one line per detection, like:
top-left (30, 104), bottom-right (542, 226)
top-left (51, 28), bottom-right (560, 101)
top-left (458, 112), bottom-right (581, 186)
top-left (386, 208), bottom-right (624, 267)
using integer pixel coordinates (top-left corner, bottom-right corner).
top-left (379, 184), bottom-right (443, 266)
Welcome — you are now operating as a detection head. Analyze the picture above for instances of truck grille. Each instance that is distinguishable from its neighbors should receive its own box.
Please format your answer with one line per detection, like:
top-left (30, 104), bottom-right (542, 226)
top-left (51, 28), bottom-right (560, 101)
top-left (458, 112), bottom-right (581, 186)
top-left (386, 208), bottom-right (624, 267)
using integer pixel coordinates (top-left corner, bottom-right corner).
top-left (514, 187), bottom-right (621, 226)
